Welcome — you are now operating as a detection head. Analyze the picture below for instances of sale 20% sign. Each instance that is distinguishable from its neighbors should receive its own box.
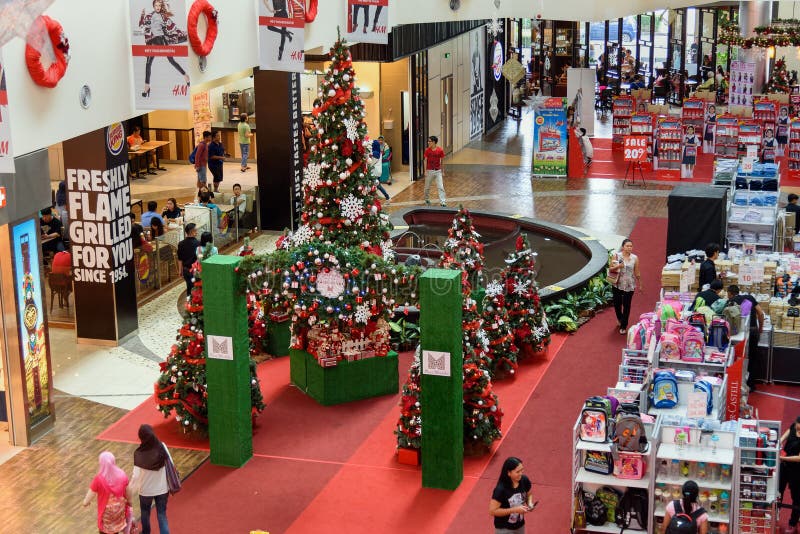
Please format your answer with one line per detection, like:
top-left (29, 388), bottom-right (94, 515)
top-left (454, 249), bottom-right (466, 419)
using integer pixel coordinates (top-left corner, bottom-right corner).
top-left (624, 136), bottom-right (648, 161)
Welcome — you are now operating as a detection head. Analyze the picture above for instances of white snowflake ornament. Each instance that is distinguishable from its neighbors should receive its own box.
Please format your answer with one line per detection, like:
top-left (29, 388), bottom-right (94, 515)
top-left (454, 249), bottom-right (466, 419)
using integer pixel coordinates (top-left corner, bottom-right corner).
top-left (304, 163), bottom-right (322, 189)
top-left (291, 225), bottom-right (314, 246)
top-left (343, 118), bottom-right (360, 142)
top-left (354, 304), bottom-right (371, 324)
top-left (486, 281), bottom-right (503, 298)
top-left (340, 194), bottom-right (364, 221)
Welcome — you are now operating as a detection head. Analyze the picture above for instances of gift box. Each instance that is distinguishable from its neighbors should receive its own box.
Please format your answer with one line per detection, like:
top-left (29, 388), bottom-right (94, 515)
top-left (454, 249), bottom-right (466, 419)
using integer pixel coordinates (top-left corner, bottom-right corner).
top-left (319, 356), bottom-right (338, 367)
top-left (268, 309), bottom-right (290, 323)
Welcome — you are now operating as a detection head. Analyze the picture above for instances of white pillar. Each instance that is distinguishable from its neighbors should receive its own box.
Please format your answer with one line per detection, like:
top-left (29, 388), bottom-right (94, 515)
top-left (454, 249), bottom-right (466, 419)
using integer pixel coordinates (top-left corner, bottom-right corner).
top-left (739, 1), bottom-right (773, 94)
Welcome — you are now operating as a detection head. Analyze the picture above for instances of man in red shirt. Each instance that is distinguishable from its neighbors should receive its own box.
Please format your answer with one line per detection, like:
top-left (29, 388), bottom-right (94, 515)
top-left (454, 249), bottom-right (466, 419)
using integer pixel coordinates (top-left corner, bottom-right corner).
top-left (423, 136), bottom-right (447, 206)
top-left (194, 130), bottom-right (211, 189)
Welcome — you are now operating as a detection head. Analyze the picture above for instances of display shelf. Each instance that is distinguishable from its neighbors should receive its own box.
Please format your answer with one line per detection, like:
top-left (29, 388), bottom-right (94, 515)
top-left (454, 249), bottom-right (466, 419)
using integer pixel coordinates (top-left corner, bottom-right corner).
top-left (737, 121), bottom-right (763, 159)
top-left (653, 508), bottom-right (731, 524)
top-left (682, 98), bottom-right (706, 153)
top-left (655, 475), bottom-right (732, 491)
top-left (576, 440), bottom-right (613, 452)
top-left (715, 115), bottom-right (740, 161)
top-left (630, 113), bottom-right (655, 171)
top-left (576, 467), bottom-right (651, 489)
top-left (656, 443), bottom-right (735, 465)
top-left (656, 117), bottom-right (682, 179)
top-left (753, 99), bottom-right (777, 134)
top-left (612, 96), bottom-right (635, 148)
top-left (733, 418), bottom-right (782, 533)
top-left (789, 119), bottom-right (800, 179)
top-left (727, 163), bottom-right (780, 253)
top-left (578, 524), bottom-right (646, 533)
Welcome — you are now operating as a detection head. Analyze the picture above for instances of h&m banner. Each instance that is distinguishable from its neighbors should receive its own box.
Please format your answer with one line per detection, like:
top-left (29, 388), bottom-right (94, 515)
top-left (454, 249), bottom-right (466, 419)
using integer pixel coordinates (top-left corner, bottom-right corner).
top-left (345, 0), bottom-right (389, 45)
top-left (130, 0), bottom-right (191, 110)
top-left (469, 30), bottom-right (485, 141)
top-left (0, 49), bottom-right (13, 173)
top-left (533, 98), bottom-right (568, 177)
top-left (259, 0), bottom-right (305, 72)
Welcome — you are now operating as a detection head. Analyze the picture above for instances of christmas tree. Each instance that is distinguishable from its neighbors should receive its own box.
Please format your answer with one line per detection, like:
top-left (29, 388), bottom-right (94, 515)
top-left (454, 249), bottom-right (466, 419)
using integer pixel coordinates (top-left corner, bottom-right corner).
top-left (439, 206), bottom-right (485, 291)
top-left (502, 235), bottom-right (550, 358)
top-left (463, 362), bottom-right (503, 449)
top-left (767, 57), bottom-right (791, 94)
top-left (481, 281), bottom-right (519, 378)
top-left (395, 350), bottom-right (422, 449)
top-left (240, 239), bottom-right (269, 355)
top-left (155, 248), bottom-right (265, 432)
top-left (290, 33), bottom-right (393, 255)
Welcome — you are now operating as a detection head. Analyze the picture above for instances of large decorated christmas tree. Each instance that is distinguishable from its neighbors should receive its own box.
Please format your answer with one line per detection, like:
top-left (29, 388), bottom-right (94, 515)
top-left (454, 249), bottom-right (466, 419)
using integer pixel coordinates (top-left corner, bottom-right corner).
top-left (482, 281), bottom-right (519, 378)
top-left (155, 247), bottom-right (265, 431)
top-left (766, 57), bottom-right (791, 94)
top-left (502, 235), bottom-right (550, 357)
top-left (439, 206), bottom-right (485, 290)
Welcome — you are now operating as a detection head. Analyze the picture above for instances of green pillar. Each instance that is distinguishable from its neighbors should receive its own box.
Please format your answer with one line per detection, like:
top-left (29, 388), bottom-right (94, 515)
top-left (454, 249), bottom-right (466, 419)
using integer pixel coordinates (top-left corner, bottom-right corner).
top-left (202, 255), bottom-right (253, 468)
top-left (420, 269), bottom-right (463, 490)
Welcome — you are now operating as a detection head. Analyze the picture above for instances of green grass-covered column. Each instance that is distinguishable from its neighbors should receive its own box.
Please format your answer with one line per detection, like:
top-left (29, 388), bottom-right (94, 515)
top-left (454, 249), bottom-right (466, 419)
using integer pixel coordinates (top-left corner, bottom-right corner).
top-left (203, 255), bottom-right (253, 468)
top-left (420, 269), bottom-right (463, 490)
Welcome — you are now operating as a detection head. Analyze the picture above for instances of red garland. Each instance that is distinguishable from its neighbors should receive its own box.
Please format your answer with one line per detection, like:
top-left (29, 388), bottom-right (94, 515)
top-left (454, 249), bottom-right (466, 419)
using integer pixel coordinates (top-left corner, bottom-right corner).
top-left (188, 0), bottom-right (218, 57)
top-left (25, 16), bottom-right (70, 88)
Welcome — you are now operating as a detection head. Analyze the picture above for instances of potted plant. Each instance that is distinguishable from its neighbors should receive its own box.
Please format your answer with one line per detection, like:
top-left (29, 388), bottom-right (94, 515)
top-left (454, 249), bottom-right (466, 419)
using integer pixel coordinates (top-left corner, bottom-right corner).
top-left (388, 318), bottom-right (420, 352)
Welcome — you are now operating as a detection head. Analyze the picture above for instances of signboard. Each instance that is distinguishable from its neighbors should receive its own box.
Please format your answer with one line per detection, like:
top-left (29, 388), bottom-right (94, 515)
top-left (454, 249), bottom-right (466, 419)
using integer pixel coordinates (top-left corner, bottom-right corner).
top-left (680, 265), bottom-right (695, 292)
top-left (687, 391), bottom-right (709, 418)
top-left (316, 269), bottom-right (345, 298)
top-left (730, 60), bottom-right (755, 107)
top-left (0, 49), bottom-right (13, 173)
top-left (422, 350), bottom-right (451, 377)
top-left (192, 92), bottom-right (212, 146)
top-left (624, 136), bottom-right (648, 161)
top-left (725, 356), bottom-right (744, 421)
top-left (259, 0), bottom-right (306, 72)
top-left (129, 0), bottom-right (190, 110)
top-left (345, 0), bottom-right (389, 45)
top-left (741, 156), bottom-right (755, 173)
top-left (491, 40), bottom-right (503, 82)
top-left (533, 98), bottom-right (567, 176)
top-left (11, 218), bottom-right (52, 426)
top-left (739, 262), bottom-right (764, 285)
top-left (207, 335), bottom-right (233, 360)
top-left (469, 30), bottom-right (485, 140)
top-left (501, 58), bottom-right (525, 85)
top-left (742, 243), bottom-right (757, 257)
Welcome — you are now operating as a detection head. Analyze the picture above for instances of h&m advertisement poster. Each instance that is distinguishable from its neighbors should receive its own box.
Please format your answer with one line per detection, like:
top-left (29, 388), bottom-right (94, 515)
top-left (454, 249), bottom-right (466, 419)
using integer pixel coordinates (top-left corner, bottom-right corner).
top-left (469, 30), bottom-right (485, 141)
top-left (0, 49), bottom-right (14, 173)
top-left (533, 98), bottom-right (567, 176)
top-left (345, 0), bottom-right (389, 45)
top-left (130, 0), bottom-right (191, 110)
top-left (729, 60), bottom-right (755, 107)
top-left (11, 218), bottom-right (52, 425)
top-left (259, 0), bottom-right (306, 72)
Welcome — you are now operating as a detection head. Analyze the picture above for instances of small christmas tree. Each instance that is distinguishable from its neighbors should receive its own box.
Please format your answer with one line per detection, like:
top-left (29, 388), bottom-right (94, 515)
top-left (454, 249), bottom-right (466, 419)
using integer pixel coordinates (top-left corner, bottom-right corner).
top-left (482, 281), bottom-right (519, 378)
top-left (155, 256), bottom-right (265, 432)
top-left (767, 57), bottom-right (791, 94)
top-left (463, 362), bottom-right (503, 450)
top-left (502, 235), bottom-right (550, 358)
top-left (292, 33), bottom-right (393, 255)
top-left (395, 351), bottom-right (421, 449)
top-left (439, 206), bottom-right (485, 290)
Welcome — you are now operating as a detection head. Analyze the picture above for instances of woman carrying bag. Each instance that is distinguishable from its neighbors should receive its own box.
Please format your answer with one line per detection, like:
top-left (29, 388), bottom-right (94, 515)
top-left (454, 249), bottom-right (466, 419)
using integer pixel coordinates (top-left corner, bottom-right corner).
top-left (608, 238), bottom-right (642, 335)
top-left (131, 424), bottom-right (179, 534)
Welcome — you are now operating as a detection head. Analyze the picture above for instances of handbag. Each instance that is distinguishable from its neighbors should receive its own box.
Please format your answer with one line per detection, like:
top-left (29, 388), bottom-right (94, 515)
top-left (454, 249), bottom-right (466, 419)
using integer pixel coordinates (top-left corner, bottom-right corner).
top-left (164, 444), bottom-right (181, 495)
top-left (606, 253), bottom-right (620, 285)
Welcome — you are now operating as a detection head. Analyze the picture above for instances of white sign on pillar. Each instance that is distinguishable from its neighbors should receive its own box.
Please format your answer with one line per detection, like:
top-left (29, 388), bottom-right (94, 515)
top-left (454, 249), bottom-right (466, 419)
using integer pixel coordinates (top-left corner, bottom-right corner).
top-left (0, 50), bottom-right (14, 173)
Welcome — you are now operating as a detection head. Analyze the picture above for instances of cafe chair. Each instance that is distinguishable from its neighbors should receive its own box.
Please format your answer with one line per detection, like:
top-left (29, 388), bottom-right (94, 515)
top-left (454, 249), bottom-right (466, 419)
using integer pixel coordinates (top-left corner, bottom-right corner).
top-left (48, 272), bottom-right (72, 312)
top-left (158, 244), bottom-right (179, 285)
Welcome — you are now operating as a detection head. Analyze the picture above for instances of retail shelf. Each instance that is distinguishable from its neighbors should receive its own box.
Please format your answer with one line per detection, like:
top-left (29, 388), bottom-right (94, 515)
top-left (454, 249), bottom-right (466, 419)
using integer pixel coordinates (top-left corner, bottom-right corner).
top-left (578, 524), bottom-right (646, 533)
top-left (727, 220), bottom-right (776, 227)
top-left (727, 241), bottom-right (773, 247)
top-left (656, 475), bottom-right (732, 490)
top-left (576, 440), bottom-right (613, 452)
top-left (654, 508), bottom-right (730, 523)
top-left (657, 443), bottom-right (734, 465)
top-left (576, 468), bottom-right (650, 488)
top-left (658, 357), bottom-right (727, 369)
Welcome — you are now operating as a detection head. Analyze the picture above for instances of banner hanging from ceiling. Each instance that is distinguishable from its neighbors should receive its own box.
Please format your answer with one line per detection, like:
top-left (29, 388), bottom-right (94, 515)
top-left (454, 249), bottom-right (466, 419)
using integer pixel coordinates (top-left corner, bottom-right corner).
top-left (0, 49), bottom-right (14, 173)
top-left (345, 0), bottom-right (389, 45)
top-left (130, 0), bottom-right (191, 110)
top-left (259, 0), bottom-right (306, 72)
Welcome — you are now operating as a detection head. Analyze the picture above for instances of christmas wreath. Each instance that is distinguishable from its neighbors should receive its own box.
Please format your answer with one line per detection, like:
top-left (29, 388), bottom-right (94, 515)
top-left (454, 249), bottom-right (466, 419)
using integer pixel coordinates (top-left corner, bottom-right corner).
top-left (304, 0), bottom-right (318, 23)
top-left (188, 0), bottom-right (218, 58)
top-left (25, 15), bottom-right (70, 88)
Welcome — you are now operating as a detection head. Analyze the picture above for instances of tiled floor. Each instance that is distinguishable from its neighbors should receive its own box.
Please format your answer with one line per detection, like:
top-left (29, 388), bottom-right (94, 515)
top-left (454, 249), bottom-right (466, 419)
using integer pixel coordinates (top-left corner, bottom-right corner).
top-left (2, 103), bottom-right (703, 532)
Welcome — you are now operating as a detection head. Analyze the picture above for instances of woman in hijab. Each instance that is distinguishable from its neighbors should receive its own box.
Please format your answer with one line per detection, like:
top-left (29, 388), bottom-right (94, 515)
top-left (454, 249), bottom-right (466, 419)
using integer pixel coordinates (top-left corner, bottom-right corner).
top-left (370, 139), bottom-right (390, 201)
top-left (131, 424), bottom-right (171, 534)
top-left (82, 451), bottom-right (131, 534)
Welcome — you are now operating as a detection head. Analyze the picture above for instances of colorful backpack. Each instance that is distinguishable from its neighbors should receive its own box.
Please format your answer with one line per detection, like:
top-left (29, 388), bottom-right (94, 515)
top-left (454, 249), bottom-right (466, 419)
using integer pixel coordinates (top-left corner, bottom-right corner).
top-left (615, 488), bottom-right (649, 532)
top-left (708, 318), bottom-right (730, 350)
top-left (596, 486), bottom-right (623, 523)
top-left (627, 320), bottom-right (651, 351)
top-left (583, 491), bottom-right (608, 526)
top-left (666, 318), bottom-right (690, 337)
top-left (584, 450), bottom-right (614, 474)
top-left (611, 411), bottom-right (648, 454)
top-left (681, 330), bottom-right (705, 362)
top-left (711, 297), bottom-right (728, 314)
top-left (722, 304), bottom-right (741, 335)
top-left (659, 332), bottom-right (682, 361)
top-left (651, 371), bottom-right (679, 409)
top-left (580, 397), bottom-right (612, 442)
top-left (694, 380), bottom-right (714, 415)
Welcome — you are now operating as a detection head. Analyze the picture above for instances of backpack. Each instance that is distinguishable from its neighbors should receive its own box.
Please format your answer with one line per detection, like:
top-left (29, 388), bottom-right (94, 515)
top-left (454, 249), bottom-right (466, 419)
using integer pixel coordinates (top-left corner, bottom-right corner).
top-left (595, 486), bottom-right (622, 523)
top-left (722, 304), bottom-right (741, 335)
top-left (666, 500), bottom-right (705, 533)
top-left (188, 145), bottom-right (198, 164)
top-left (659, 332), bottom-right (682, 361)
top-left (584, 450), bottom-right (614, 474)
top-left (627, 320), bottom-right (651, 351)
top-left (710, 297), bottom-right (728, 314)
top-left (101, 493), bottom-right (128, 534)
top-left (681, 330), bottom-right (705, 362)
top-left (666, 318), bottom-right (690, 337)
top-left (651, 371), bottom-right (679, 409)
top-left (583, 491), bottom-right (608, 526)
top-left (615, 488), bottom-right (649, 532)
top-left (580, 397), bottom-right (612, 443)
top-left (603, 395), bottom-right (620, 418)
top-left (694, 380), bottom-right (714, 415)
top-left (611, 412), bottom-right (648, 454)
top-left (708, 318), bottom-right (730, 350)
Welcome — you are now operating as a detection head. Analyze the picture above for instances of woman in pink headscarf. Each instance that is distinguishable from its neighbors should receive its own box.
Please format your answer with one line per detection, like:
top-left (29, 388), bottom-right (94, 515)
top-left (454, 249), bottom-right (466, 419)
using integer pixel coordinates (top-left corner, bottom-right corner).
top-left (82, 451), bottom-right (132, 534)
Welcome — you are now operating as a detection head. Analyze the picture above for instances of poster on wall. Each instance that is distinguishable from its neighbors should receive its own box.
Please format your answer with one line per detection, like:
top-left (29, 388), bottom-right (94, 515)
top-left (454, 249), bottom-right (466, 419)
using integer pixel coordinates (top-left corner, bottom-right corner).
top-left (259, 0), bottom-right (306, 72)
top-left (0, 49), bottom-right (14, 173)
top-left (533, 98), bottom-right (568, 176)
top-left (469, 30), bottom-right (485, 140)
top-left (192, 92), bottom-right (212, 145)
top-left (129, 0), bottom-right (191, 110)
top-left (11, 218), bottom-right (52, 426)
top-left (345, 0), bottom-right (389, 45)
top-left (729, 60), bottom-right (755, 107)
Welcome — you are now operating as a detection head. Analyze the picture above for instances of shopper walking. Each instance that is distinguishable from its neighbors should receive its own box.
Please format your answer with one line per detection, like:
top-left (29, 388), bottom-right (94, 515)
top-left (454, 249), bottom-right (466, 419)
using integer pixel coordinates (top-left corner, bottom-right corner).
top-left (698, 243), bottom-right (720, 289)
top-left (370, 140), bottom-right (390, 200)
top-left (139, 0), bottom-right (190, 98)
top-left (661, 480), bottom-right (708, 534)
top-left (576, 127), bottom-right (593, 172)
top-left (238, 114), bottom-right (252, 173)
top-left (193, 131), bottom-right (210, 189)
top-left (609, 238), bottom-right (642, 335)
top-left (208, 130), bottom-right (226, 192)
top-left (379, 136), bottom-right (393, 184)
top-left (780, 416), bottom-right (800, 533)
top-left (131, 424), bottom-right (172, 534)
top-left (177, 223), bottom-right (200, 295)
top-left (423, 136), bottom-right (447, 206)
top-left (726, 284), bottom-right (765, 392)
top-left (82, 451), bottom-right (132, 534)
top-left (489, 457), bottom-right (535, 533)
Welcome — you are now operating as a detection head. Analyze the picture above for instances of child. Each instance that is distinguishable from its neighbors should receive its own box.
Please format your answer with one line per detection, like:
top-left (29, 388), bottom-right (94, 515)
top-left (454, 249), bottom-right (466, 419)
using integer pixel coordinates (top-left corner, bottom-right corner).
top-left (704, 104), bottom-right (716, 152)
top-left (681, 125), bottom-right (700, 178)
top-left (576, 127), bottom-right (593, 172)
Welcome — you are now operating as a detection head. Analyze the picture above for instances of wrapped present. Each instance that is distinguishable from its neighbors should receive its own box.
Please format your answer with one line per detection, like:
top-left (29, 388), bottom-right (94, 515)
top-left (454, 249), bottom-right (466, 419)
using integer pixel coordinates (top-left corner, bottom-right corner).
top-left (320, 357), bottom-right (338, 367)
top-left (344, 350), bottom-right (359, 362)
top-left (268, 309), bottom-right (290, 323)
top-left (362, 349), bottom-right (376, 359)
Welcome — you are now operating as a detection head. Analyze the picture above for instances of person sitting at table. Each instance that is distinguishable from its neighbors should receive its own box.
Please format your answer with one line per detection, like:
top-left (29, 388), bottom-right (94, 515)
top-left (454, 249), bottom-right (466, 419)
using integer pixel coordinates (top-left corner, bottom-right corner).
top-left (130, 213), bottom-right (145, 248)
top-left (127, 125), bottom-right (157, 168)
top-left (150, 217), bottom-right (165, 238)
top-left (629, 74), bottom-right (646, 90)
top-left (40, 208), bottom-right (66, 253)
top-left (198, 191), bottom-right (222, 220)
top-left (231, 183), bottom-right (248, 226)
top-left (161, 198), bottom-right (182, 221)
top-left (696, 70), bottom-right (715, 93)
top-left (196, 185), bottom-right (215, 202)
top-left (141, 200), bottom-right (164, 228)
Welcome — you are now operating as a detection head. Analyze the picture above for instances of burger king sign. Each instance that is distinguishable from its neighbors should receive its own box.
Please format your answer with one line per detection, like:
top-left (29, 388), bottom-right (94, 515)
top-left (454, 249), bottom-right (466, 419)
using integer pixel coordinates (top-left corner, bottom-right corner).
top-left (106, 122), bottom-right (125, 157)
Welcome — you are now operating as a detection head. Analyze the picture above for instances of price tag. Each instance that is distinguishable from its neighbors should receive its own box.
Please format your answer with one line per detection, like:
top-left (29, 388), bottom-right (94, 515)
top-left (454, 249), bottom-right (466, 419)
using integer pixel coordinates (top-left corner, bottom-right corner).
top-left (743, 243), bottom-right (757, 257)
top-left (746, 144), bottom-right (758, 159)
top-left (741, 156), bottom-right (755, 173)
top-left (680, 266), bottom-right (695, 292)
top-left (624, 136), bottom-right (648, 161)
top-left (687, 391), bottom-right (709, 418)
top-left (739, 263), bottom-right (753, 285)
top-left (751, 262), bottom-right (765, 283)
